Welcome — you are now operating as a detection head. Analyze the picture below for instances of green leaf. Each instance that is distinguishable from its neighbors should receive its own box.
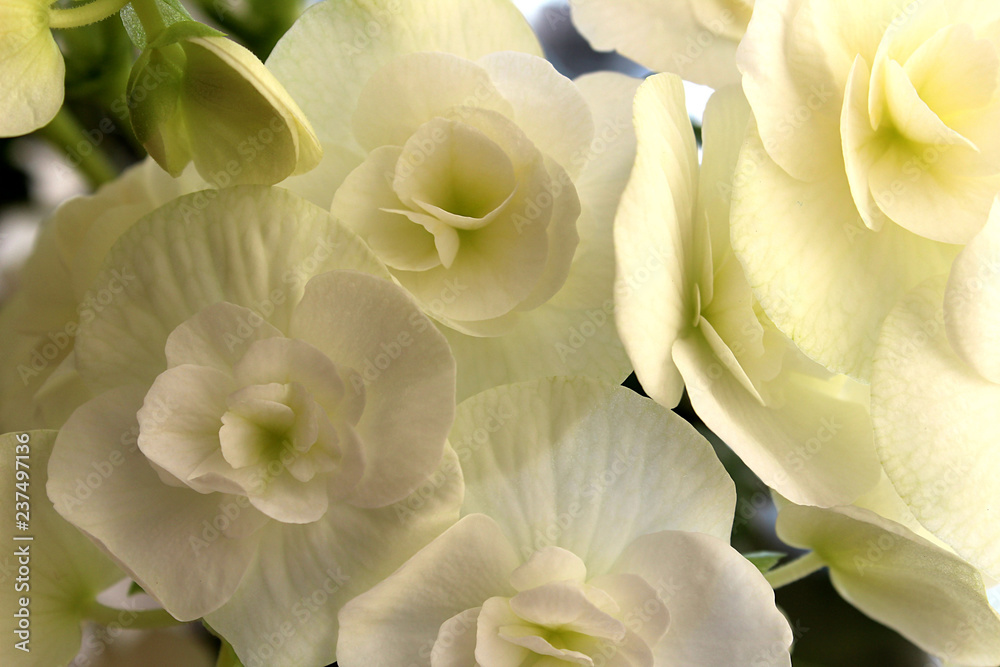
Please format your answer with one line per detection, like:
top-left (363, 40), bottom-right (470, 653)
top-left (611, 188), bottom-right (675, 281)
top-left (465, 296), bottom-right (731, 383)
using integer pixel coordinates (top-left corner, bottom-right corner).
top-left (744, 551), bottom-right (787, 574)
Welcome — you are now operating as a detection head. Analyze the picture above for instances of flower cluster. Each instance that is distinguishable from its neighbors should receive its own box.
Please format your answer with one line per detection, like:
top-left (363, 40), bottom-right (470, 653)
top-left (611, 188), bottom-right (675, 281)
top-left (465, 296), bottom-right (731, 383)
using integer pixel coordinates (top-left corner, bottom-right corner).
top-left (0, 0), bottom-right (997, 665)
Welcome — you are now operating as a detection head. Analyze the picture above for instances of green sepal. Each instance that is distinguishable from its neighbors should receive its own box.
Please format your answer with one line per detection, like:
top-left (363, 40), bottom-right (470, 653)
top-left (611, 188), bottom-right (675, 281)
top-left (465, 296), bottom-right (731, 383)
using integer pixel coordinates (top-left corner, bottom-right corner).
top-left (120, 0), bottom-right (196, 49)
top-left (744, 551), bottom-right (787, 574)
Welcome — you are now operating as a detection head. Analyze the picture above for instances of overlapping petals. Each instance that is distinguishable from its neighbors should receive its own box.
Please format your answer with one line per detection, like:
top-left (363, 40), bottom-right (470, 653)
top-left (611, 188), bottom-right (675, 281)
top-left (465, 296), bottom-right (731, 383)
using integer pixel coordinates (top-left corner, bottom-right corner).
top-left (614, 74), bottom-right (880, 507)
top-left (338, 378), bottom-right (792, 666)
top-left (46, 186), bottom-right (462, 666)
top-left (267, 0), bottom-right (639, 398)
top-left (732, 0), bottom-right (999, 378)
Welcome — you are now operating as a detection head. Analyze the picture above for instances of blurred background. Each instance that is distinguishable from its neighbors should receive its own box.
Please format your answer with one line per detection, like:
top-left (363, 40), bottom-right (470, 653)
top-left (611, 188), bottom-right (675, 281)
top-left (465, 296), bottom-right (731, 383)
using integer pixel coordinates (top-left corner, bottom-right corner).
top-left (0, 1), bottom-right (940, 665)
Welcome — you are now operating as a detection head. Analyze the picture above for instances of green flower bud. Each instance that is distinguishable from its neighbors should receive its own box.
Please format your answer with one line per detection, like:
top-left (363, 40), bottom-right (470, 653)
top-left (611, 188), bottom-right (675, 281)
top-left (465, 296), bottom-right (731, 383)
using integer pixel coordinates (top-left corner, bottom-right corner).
top-left (127, 21), bottom-right (321, 185)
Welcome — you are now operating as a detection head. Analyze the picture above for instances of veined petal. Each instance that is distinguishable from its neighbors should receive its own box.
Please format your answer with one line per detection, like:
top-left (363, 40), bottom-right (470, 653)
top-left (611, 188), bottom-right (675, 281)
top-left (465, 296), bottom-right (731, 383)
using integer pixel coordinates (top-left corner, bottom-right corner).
top-left (945, 197), bottom-right (1000, 384)
top-left (0, 431), bottom-right (122, 667)
top-left (872, 276), bottom-right (1000, 578)
top-left (612, 530), bottom-right (792, 666)
top-left (0, 2), bottom-right (63, 137)
top-left (730, 126), bottom-right (958, 379)
top-left (48, 387), bottom-right (266, 620)
top-left (568, 0), bottom-right (749, 88)
top-left (74, 186), bottom-right (387, 392)
top-left (289, 271), bottom-right (455, 508)
top-left (266, 0), bottom-right (541, 153)
top-left (778, 503), bottom-right (1000, 665)
top-left (454, 378), bottom-right (735, 576)
top-left (335, 514), bottom-right (517, 667)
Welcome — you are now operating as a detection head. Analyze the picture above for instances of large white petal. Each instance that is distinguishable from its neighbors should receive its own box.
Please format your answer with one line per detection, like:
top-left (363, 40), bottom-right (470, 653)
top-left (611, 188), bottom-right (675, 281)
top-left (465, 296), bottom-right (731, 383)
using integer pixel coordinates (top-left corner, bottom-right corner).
top-left (266, 0), bottom-right (541, 154)
top-left (945, 197), bottom-right (1000, 384)
top-left (872, 277), bottom-right (1000, 578)
top-left (568, 0), bottom-right (748, 88)
top-left (778, 503), bottom-right (1000, 665)
top-left (0, 431), bottom-right (122, 667)
top-left (74, 186), bottom-right (387, 392)
top-left (455, 378), bottom-right (735, 576)
top-left (730, 126), bottom-right (958, 379)
top-left (614, 73), bottom-right (698, 408)
top-left (211, 448), bottom-right (465, 667)
top-left (338, 514), bottom-right (519, 667)
top-left (675, 331), bottom-right (881, 507)
top-left (0, 4), bottom-right (63, 137)
top-left (612, 530), bottom-right (792, 666)
top-left (478, 51), bottom-right (594, 178)
top-left (47, 387), bottom-right (266, 619)
top-left (289, 271), bottom-right (455, 508)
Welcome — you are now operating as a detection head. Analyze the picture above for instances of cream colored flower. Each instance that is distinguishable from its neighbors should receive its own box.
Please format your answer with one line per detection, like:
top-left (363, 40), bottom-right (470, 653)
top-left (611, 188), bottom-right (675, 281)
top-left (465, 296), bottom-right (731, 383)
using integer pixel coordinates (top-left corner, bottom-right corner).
top-left (614, 74), bottom-right (880, 507)
top-left (46, 186), bottom-right (462, 666)
top-left (0, 159), bottom-right (203, 432)
top-left (338, 378), bottom-right (793, 667)
top-left (731, 0), bottom-right (999, 378)
top-left (267, 0), bottom-right (640, 398)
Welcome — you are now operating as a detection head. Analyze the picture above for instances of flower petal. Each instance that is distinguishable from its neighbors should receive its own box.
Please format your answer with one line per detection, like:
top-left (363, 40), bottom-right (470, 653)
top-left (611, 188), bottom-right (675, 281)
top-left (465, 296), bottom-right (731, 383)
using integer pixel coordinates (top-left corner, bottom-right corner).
top-left (455, 378), bottom-right (735, 576)
top-left (872, 276), bottom-right (1000, 578)
top-left (290, 271), bottom-right (456, 508)
top-left (335, 513), bottom-right (516, 667)
top-left (568, 0), bottom-right (748, 88)
top-left (730, 127), bottom-right (958, 379)
top-left (478, 51), bottom-right (594, 178)
top-left (945, 197), bottom-right (1000, 384)
top-left (48, 386), bottom-right (266, 619)
top-left (778, 503), bottom-right (1000, 665)
top-left (613, 73), bottom-right (698, 408)
top-left (163, 302), bottom-right (283, 371)
top-left (266, 0), bottom-right (541, 153)
top-left (0, 6), bottom-right (63, 137)
top-left (74, 186), bottom-right (387, 392)
top-left (0, 431), bottom-right (122, 667)
top-left (612, 530), bottom-right (792, 666)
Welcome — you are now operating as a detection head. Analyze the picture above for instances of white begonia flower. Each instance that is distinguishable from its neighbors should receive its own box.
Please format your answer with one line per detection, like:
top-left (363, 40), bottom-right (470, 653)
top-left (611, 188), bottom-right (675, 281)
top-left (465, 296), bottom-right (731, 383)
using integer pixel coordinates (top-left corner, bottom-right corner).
top-left (127, 22), bottom-right (322, 186)
top-left (266, 0), bottom-right (640, 399)
top-left (730, 0), bottom-right (1000, 379)
top-left (46, 186), bottom-right (463, 666)
top-left (0, 431), bottom-right (123, 667)
top-left (0, 0), bottom-right (64, 136)
top-left (775, 488), bottom-right (1000, 665)
top-left (338, 378), bottom-right (793, 666)
top-left (568, 0), bottom-right (754, 87)
top-left (614, 73), bottom-right (880, 507)
top-left (871, 198), bottom-right (1000, 579)
top-left (0, 159), bottom-right (205, 432)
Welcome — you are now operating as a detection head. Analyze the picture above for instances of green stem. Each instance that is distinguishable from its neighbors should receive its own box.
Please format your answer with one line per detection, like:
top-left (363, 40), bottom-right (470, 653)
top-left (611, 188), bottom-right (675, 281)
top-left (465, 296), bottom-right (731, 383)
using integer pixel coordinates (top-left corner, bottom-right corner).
top-left (38, 107), bottom-right (118, 187)
top-left (86, 602), bottom-right (182, 630)
top-left (128, 0), bottom-right (168, 41)
top-left (49, 0), bottom-right (131, 29)
top-left (764, 551), bottom-right (826, 589)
